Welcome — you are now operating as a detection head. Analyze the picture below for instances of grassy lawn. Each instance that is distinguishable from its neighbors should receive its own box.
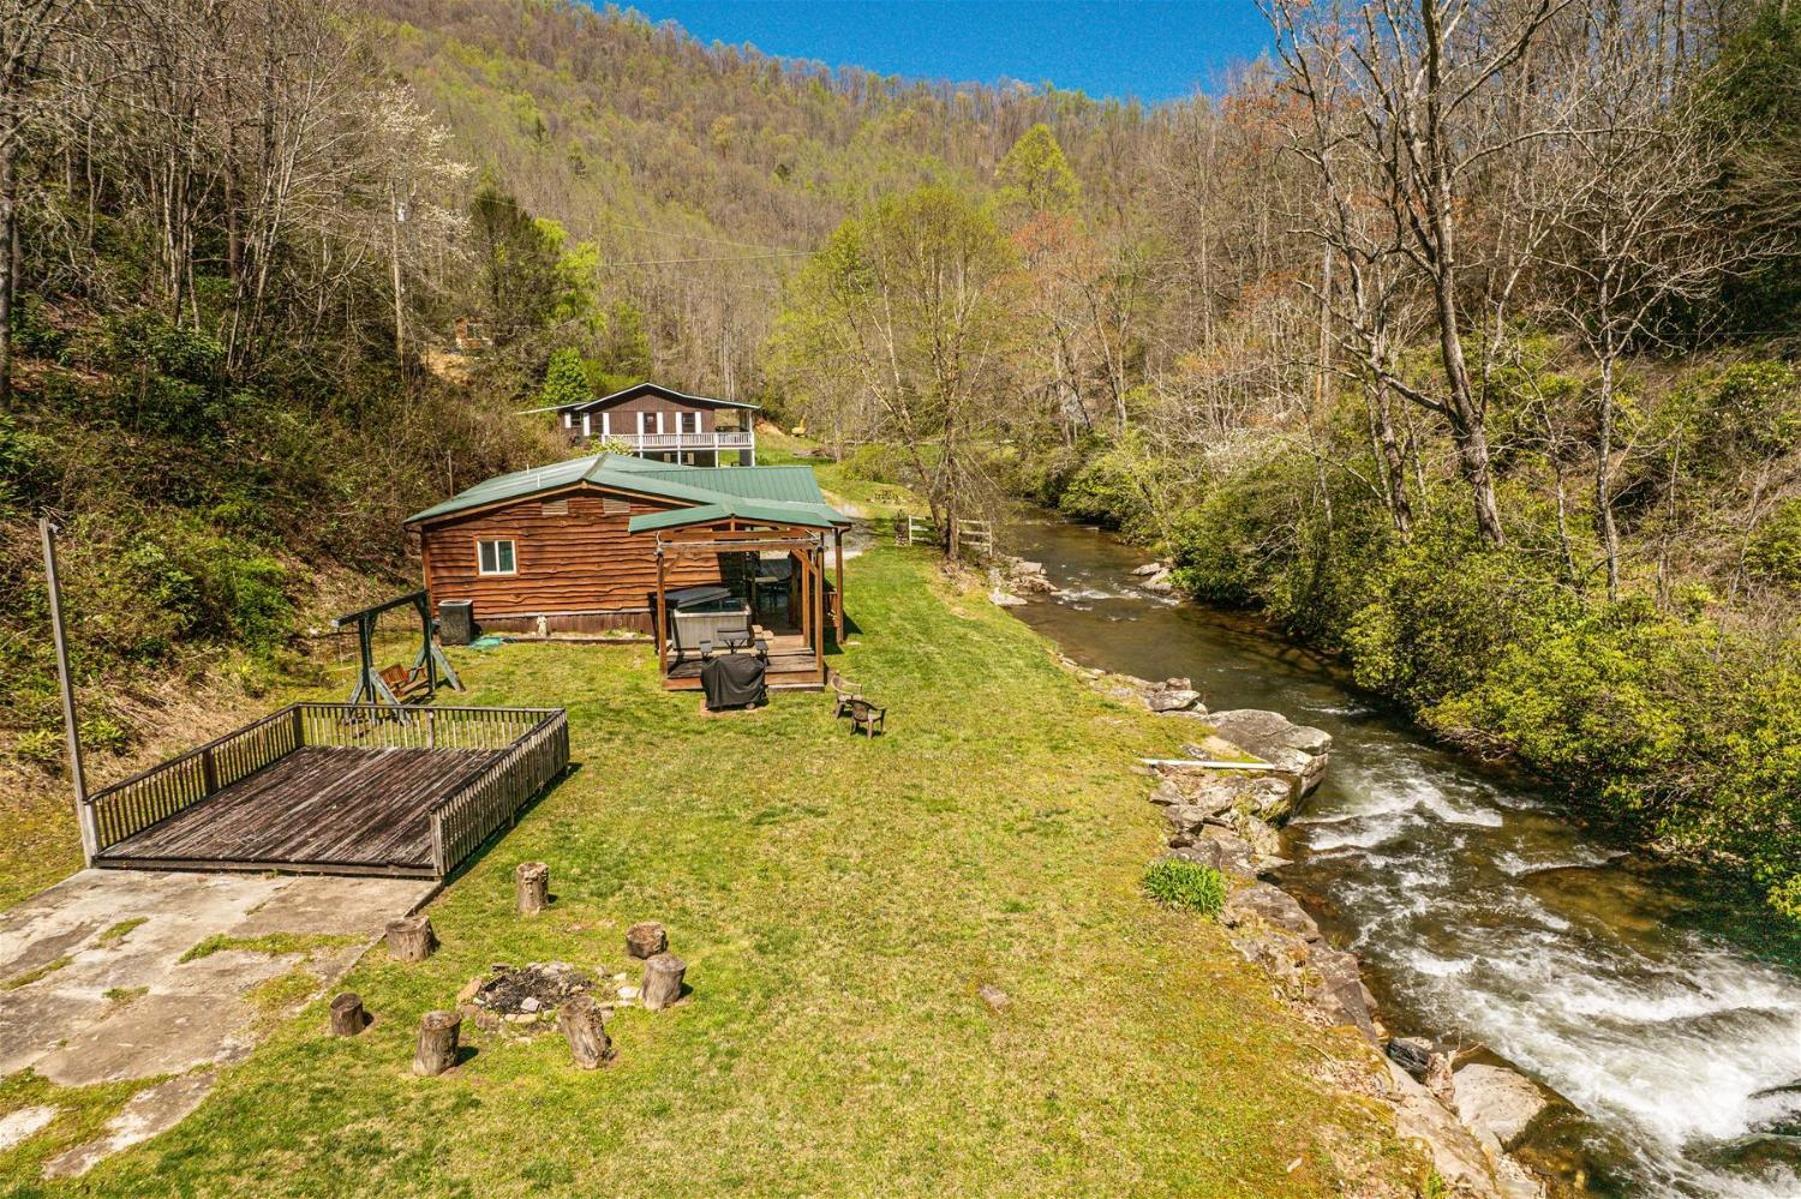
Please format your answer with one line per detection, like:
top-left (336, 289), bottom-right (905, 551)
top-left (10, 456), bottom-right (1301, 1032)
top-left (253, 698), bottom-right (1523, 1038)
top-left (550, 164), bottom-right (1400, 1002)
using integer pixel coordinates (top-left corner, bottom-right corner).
top-left (1, 547), bottom-right (1412, 1197)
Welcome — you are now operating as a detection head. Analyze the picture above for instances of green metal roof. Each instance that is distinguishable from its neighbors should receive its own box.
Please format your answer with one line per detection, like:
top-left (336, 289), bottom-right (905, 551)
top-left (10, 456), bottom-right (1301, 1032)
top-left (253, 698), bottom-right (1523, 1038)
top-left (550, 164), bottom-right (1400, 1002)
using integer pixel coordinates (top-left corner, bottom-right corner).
top-left (404, 454), bottom-right (847, 531)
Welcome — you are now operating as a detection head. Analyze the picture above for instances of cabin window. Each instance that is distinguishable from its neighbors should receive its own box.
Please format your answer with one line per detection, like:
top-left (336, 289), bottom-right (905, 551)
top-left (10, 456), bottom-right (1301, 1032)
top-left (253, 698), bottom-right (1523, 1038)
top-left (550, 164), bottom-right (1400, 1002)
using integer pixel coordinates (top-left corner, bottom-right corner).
top-left (581, 413), bottom-right (591, 438)
top-left (477, 539), bottom-right (516, 575)
top-left (678, 411), bottom-right (700, 434)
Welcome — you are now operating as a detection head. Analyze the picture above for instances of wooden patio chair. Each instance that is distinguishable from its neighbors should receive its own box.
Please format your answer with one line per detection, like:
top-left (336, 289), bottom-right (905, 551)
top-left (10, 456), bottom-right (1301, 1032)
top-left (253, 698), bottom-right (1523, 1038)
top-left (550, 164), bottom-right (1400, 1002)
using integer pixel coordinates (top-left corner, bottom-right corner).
top-left (845, 698), bottom-right (885, 737)
top-left (829, 670), bottom-right (862, 718)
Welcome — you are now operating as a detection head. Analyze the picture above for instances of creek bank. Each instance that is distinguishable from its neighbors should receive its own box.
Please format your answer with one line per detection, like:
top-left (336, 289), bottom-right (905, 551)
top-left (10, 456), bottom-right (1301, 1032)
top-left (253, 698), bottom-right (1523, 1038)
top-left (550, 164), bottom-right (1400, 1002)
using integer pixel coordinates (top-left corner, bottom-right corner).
top-left (1073, 656), bottom-right (1550, 1199)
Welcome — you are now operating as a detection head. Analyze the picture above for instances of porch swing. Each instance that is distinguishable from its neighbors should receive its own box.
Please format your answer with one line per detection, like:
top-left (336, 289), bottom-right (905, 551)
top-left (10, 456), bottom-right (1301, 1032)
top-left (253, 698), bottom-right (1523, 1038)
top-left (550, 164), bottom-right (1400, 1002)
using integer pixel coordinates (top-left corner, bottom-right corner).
top-left (332, 590), bottom-right (463, 706)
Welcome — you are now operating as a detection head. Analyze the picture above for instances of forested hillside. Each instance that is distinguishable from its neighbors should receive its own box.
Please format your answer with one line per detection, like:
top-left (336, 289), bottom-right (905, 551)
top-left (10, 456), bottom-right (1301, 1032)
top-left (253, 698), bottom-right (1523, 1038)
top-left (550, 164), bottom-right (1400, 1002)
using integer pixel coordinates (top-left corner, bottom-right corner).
top-left (5, 0), bottom-right (1801, 921)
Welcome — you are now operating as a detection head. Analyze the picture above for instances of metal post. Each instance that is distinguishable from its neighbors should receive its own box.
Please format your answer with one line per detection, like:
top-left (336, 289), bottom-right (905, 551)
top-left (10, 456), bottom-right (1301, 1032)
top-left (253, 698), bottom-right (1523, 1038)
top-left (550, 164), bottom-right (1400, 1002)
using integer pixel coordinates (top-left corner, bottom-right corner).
top-left (40, 517), bottom-right (97, 866)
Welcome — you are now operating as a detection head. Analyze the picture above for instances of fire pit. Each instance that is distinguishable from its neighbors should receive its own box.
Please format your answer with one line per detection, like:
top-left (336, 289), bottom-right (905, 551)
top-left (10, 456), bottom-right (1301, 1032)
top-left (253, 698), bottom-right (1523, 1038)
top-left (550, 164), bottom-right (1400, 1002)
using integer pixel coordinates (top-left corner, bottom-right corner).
top-left (463, 961), bottom-right (596, 1033)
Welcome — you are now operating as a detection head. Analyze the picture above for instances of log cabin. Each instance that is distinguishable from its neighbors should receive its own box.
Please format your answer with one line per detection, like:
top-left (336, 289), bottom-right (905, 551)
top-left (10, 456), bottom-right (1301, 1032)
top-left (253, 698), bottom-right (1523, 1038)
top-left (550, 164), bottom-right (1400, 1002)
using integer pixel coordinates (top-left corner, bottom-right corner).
top-left (404, 453), bottom-right (850, 690)
top-left (541, 381), bottom-right (758, 466)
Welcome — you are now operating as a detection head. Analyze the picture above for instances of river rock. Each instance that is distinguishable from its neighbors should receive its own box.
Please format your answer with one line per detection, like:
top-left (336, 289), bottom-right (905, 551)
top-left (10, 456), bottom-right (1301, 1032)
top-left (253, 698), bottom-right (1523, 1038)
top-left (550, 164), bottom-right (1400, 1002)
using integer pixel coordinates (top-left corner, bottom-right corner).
top-left (1237, 776), bottom-right (1297, 824)
top-left (1140, 569), bottom-right (1176, 594)
top-left (1163, 803), bottom-right (1225, 838)
top-left (1454, 1064), bottom-right (1549, 1150)
top-left (988, 588), bottom-right (1027, 607)
top-left (1388, 1063), bottom-right (1510, 1199)
top-left (1146, 684), bottom-right (1204, 714)
top-left (1222, 883), bottom-right (1321, 942)
top-left (1002, 557), bottom-right (1057, 595)
top-left (1196, 710), bottom-right (1332, 797)
top-left (1168, 832), bottom-right (1258, 879)
top-left (1306, 945), bottom-right (1379, 1043)
top-left (1130, 561), bottom-right (1166, 576)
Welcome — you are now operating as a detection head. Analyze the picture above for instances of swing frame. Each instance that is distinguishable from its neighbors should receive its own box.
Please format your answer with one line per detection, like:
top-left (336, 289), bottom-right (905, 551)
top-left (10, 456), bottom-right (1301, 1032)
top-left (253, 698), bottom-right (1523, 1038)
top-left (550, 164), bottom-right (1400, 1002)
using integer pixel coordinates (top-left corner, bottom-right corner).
top-left (331, 591), bottom-right (462, 706)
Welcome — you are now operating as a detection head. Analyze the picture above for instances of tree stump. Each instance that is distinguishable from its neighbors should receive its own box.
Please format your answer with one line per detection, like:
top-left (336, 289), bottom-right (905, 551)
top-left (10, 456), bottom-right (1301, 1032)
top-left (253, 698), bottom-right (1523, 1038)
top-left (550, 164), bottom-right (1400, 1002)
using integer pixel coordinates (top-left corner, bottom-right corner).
top-left (625, 921), bottom-right (667, 960)
top-left (412, 1009), bottom-right (461, 1076)
top-left (329, 992), bottom-right (367, 1037)
top-left (386, 915), bottom-right (436, 962)
top-left (641, 952), bottom-right (686, 1011)
top-left (557, 993), bottom-right (612, 1068)
top-left (515, 861), bottom-right (550, 916)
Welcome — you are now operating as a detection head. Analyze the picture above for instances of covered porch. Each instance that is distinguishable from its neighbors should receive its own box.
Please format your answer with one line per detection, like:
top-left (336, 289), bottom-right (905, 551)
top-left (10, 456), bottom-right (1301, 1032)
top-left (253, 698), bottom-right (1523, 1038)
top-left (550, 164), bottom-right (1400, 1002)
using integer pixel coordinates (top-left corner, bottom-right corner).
top-left (644, 517), bottom-right (846, 692)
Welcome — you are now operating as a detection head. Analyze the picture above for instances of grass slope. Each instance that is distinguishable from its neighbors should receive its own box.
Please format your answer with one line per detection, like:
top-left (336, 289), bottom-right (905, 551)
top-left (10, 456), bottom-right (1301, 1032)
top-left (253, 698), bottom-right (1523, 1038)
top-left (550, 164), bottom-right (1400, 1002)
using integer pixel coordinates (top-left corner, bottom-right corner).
top-left (3, 548), bottom-right (1410, 1196)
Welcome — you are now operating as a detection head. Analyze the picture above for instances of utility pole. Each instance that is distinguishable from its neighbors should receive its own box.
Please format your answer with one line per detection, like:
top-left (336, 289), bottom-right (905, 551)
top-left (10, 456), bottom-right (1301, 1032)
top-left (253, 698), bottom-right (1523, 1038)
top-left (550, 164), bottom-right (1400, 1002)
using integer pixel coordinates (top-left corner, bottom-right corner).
top-left (40, 517), bottom-right (97, 865)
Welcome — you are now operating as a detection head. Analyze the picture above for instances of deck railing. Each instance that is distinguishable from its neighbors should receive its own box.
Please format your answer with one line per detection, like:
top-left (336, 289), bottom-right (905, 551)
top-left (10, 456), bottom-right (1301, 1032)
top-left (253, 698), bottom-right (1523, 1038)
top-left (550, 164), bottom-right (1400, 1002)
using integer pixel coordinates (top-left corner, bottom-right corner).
top-left (428, 709), bottom-right (570, 876)
top-left (88, 703), bottom-right (569, 865)
top-left (296, 703), bottom-right (551, 752)
top-left (89, 706), bottom-right (302, 850)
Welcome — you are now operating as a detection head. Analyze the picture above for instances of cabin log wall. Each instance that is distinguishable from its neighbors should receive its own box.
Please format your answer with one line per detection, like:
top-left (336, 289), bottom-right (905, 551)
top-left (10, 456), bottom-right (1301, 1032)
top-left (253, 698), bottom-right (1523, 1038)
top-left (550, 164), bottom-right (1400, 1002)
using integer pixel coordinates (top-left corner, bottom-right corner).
top-left (418, 488), bottom-right (725, 620)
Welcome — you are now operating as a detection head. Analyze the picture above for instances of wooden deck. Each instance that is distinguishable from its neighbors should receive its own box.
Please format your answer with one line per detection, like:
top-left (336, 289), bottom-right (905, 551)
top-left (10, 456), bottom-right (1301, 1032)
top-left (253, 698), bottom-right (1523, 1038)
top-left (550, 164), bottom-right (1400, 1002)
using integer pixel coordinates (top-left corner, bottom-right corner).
top-left (85, 704), bottom-right (569, 880)
top-left (98, 747), bottom-right (501, 876)
top-left (664, 630), bottom-right (825, 691)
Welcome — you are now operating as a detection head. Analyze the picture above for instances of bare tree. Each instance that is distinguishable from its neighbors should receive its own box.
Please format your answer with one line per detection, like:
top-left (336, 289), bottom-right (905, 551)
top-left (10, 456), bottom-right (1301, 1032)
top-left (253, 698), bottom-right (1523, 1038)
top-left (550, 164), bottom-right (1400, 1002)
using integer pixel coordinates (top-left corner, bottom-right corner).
top-left (1536, 7), bottom-right (1748, 597)
top-left (1269, 0), bottom-right (1577, 546)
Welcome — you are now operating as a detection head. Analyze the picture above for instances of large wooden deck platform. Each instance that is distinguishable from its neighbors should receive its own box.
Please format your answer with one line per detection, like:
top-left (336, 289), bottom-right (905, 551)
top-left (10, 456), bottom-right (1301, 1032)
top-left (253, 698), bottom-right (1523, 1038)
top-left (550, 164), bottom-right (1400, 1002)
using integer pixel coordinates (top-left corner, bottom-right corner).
top-left (99, 747), bottom-right (500, 875)
top-left (86, 704), bottom-right (568, 880)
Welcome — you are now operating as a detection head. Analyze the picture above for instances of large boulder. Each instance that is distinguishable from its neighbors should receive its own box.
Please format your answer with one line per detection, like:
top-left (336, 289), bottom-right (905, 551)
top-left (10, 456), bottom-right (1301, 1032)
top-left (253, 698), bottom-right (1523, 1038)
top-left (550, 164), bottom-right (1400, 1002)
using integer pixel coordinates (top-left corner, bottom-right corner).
top-left (1305, 945), bottom-right (1379, 1043)
top-left (1146, 683), bottom-right (1204, 714)
top-left (1195, 709), bottom-right (1332, 797)
top-left (1453, 1064), bottom-right (1550, 1150)
top-left (1222, 883), bottom-right (1321, 942)
top-left (1388, 1064), bottom-right (1511, 1199)
top-left (1172, 830), bottom-right (1259, 879)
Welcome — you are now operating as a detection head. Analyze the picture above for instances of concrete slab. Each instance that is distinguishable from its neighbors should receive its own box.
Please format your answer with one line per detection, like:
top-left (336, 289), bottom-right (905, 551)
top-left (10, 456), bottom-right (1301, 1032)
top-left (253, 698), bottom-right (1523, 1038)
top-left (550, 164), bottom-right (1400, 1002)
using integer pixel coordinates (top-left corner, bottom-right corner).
top-left (0, 1105), bottom-right (58, 1151)
top-left (231, 875), bottom-right (430, 938)
top-left (36, 992), bottom-right (261, 1087)
top-left (42, 1071), bottom-right (217, 1179)
top-left (0, 869), bottom-right (434, 1085)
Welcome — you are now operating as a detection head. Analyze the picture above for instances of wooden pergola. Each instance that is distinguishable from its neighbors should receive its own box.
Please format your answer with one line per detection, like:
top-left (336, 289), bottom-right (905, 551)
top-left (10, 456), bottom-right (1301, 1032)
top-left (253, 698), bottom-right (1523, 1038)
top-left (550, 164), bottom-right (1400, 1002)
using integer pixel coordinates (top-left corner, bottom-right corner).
top-left (651, 519), bottom-right (845, 691)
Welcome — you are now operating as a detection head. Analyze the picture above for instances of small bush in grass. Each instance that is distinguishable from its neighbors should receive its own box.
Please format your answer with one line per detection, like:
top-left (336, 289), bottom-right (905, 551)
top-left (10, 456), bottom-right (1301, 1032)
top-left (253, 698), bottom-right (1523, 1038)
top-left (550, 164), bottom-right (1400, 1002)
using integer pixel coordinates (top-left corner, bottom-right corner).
top-left (1142, 858), bottom-right (1226, 915)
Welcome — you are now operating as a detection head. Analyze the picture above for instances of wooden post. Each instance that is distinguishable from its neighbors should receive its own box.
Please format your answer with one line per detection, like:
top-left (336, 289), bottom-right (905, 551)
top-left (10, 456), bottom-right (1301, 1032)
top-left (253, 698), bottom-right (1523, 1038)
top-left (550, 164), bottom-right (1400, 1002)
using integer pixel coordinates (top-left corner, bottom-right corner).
top-left (385, 915), bottom-right (436, 962)
top-left (625, 921), bottom-right (666, 959)
top-left (329, 992), bottom-right (367, 1036)
top-left (40, 517), bottom-right (96, 866)
top-left (515, 861), bottom-right (549, 915)
top-left (558, 993), bottom-right (612, 1068)
top-left (654, 544), bottom-right (669, 679)
top-left (812, 543), bottom-right (825, 676)
top-left (412, 1009), bottom-right (461, 1076)
top-left (641, 952), bottom-right (686, 1011)
top-left (833, 527), bottom-right (845, 642)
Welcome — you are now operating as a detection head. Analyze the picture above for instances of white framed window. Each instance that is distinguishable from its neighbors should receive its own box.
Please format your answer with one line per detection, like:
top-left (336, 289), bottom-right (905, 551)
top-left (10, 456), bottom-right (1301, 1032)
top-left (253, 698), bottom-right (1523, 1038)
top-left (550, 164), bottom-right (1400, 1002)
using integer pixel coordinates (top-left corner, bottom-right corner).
top-left (581, 413), bottom-right (591, 438)
top-left (477, 539), bottom-right (516, 576)
top-left (678, 411), bottom-right (700, 434)
top-left (637, 411), bottom-right (650, 436)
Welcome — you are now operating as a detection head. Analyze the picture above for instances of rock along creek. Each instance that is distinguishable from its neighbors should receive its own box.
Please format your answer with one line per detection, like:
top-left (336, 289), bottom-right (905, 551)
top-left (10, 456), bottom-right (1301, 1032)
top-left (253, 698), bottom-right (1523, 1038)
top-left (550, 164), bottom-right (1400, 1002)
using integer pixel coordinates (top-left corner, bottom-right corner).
top-left (1006, 514), bottom-right (1801, 1199)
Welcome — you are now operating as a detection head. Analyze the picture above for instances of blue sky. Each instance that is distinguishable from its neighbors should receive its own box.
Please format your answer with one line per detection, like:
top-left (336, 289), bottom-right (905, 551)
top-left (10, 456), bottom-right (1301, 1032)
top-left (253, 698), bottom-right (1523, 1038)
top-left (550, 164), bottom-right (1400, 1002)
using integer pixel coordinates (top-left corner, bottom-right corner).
top-left (614, 1), bottom-right (1273, 102)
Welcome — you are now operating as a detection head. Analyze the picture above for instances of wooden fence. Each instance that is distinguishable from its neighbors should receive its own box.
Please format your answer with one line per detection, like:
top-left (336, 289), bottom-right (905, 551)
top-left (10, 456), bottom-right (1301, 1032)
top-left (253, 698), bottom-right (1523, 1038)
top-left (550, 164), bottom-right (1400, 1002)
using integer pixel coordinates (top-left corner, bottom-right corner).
top-left (894, 513), bottom-right (995, 559)
top-left (87, 703), bottom-right (568, 875)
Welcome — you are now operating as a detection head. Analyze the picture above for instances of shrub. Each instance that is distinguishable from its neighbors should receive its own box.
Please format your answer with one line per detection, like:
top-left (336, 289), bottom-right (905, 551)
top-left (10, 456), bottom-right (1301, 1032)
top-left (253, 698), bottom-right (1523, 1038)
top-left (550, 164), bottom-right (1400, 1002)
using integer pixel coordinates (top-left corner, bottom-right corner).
top-left (1748, 497), bottom-right (1801, 586)
top-left (1142, 858), bottom-right (1226, 915)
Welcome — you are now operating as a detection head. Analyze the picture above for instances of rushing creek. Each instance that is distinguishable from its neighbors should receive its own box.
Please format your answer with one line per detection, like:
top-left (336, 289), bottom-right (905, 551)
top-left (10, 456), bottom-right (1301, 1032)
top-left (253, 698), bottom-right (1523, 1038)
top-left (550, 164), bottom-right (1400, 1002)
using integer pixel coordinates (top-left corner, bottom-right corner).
top-left (1006, 514), bottom-right (1801, 1199)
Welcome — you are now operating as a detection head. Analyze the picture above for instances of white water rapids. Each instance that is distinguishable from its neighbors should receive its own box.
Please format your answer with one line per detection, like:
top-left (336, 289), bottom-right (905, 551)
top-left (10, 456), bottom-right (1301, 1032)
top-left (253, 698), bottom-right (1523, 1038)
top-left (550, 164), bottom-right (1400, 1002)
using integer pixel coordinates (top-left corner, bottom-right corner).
top-left (1007, 516), bottom-right (1801, 1198)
